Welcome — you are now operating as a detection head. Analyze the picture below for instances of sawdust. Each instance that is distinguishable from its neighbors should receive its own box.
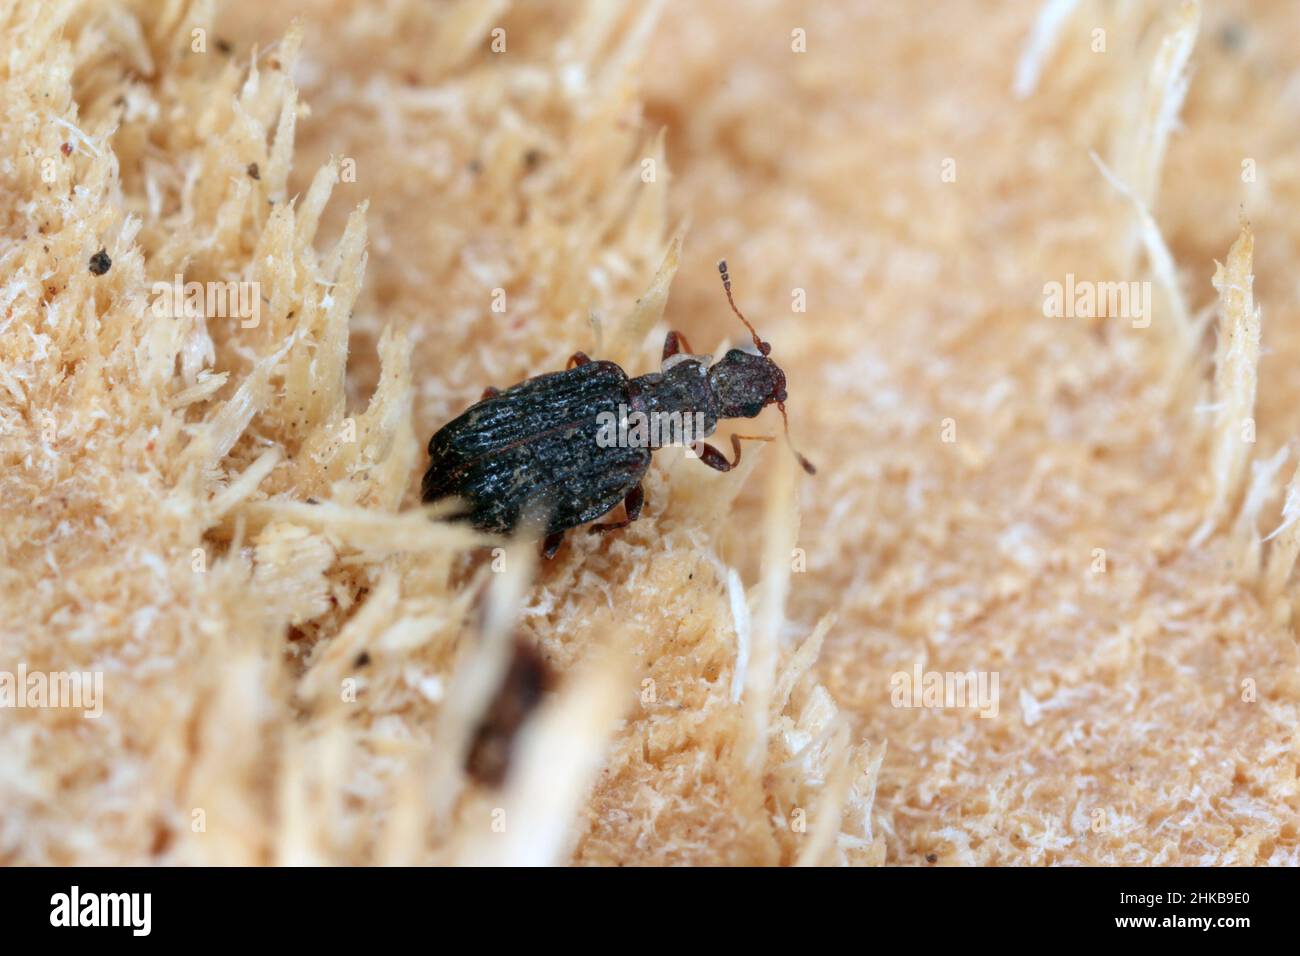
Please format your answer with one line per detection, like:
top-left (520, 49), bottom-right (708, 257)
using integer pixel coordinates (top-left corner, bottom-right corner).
top-left (1, 0), bottom-right (1297, 865)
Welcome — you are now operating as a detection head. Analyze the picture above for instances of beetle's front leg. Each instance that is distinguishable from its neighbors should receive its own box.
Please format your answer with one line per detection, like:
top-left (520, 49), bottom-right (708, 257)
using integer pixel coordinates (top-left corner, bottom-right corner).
top-left (662, 331), bottom-right (696, 362)
top-left (692, 434), bottom-right (773, 472)
top-left (589, 484), bottom-right (645, 534)
top-left (541, 531), bottom-right (565, 559)
top-left (566, 351), bottom-right (592, 369)
top-left (481, 386), bottom-right (501, 400)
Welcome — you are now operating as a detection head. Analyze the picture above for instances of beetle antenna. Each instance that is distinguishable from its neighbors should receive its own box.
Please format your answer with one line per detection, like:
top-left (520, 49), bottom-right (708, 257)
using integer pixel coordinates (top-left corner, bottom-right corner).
top-left (717, 260), bottom-right (770, 356)
top-left (777, 401), bottom-right (816, 475)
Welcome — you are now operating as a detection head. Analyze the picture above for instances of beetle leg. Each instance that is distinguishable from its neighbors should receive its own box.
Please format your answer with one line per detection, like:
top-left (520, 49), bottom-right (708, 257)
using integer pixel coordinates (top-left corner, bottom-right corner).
top-left (693, 434), bottom-right (773, 472)
top-left (589, 483), bottom-right (645, 534)
top-left (693, 440), bottom-right (734, 472)
top-left (566, 351), bottom-right (592, 369)
top-left (480, 386), bottom-right (501, 400)
top-left (541, 531), bottom-right (565, 560)
top-left (661, 331), bottom-right (696, 362)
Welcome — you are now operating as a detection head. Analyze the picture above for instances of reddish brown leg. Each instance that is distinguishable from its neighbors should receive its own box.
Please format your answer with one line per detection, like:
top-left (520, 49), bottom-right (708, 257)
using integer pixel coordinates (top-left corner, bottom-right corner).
top-left (541, 531), bottom-right (565, 559)
top-left (567, 351), bottom-right (592, 369)
top-left (661, 331), bottom-right (696, 362)
top-left (481, 386), bottom-right (501, 400)
top-left (693, 434), bottom-right (773, 472)
top-left (589, 484), bottom-right (645, 534)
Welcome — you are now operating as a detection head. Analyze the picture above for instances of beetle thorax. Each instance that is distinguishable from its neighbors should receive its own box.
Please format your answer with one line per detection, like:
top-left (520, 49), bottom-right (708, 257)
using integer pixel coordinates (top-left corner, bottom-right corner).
top-left (627, 360), bottom-right (719, 447)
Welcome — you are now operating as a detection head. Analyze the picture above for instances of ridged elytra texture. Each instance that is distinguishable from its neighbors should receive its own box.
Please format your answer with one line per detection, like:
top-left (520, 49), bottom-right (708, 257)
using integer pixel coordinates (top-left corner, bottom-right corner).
top-left (422, 360), bottom-right (651, 536)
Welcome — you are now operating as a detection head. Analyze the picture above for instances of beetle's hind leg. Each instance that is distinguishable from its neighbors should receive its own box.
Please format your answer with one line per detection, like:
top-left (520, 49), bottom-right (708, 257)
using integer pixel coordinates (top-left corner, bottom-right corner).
top-left (661, 331), bottom-right (696, 362)
top-left (566, 351), bottom-right (592, 369)
top-left (589, 483), bottom-right (645, 534)
top-left (693, 434), bottom-right (773, 472)
top-left (480, 386), bottom-right (501, 400)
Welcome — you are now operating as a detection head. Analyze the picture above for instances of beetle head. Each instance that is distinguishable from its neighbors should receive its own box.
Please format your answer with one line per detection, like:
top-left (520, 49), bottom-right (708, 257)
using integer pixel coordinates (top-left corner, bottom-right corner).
top-left (709, 349), bottom-right (787, 419)
top-left (714, 260), bottom-right (816, 475)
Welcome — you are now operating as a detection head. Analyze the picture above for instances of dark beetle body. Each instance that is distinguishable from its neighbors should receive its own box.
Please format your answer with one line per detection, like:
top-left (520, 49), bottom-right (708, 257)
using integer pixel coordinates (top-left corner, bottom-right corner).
top-left (423, 355), bottom-right (737, 536)
top-left (423, 360), bottom-right (649, 536)
top-left (421, 261), bottom-right (810, 552)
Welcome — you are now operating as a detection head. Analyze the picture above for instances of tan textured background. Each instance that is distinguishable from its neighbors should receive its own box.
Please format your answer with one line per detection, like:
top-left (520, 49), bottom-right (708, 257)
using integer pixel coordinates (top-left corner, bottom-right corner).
top-left (2, 0), bottom-right (1297, 864)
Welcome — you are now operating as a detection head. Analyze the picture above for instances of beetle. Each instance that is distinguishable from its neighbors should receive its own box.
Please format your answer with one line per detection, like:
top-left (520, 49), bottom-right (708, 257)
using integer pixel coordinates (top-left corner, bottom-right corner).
top-left (421, 261), bottom-right (814, 558)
